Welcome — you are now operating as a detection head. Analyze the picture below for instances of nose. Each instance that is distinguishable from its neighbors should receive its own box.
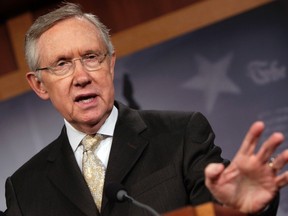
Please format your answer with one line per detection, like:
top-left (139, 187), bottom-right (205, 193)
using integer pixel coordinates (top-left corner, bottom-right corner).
top-left (72, 59), bottom-right (91, 87)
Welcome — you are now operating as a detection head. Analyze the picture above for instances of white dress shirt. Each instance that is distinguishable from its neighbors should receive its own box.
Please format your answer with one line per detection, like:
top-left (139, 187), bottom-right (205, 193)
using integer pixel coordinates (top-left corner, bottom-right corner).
top-left (64, 106), bottom-right (118, 170)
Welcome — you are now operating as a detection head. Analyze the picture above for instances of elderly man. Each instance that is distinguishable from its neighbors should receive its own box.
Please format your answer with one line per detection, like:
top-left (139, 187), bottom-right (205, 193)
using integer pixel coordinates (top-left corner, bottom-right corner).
top-left (5, 2), bottom-right (288, 216)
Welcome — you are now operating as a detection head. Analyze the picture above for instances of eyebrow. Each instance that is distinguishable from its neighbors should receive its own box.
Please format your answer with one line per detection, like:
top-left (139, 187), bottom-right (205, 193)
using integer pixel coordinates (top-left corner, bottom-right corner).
top-left (82, 49), bottom-right (104, 55)
top-left (48, 49), bottom-right (104, 64)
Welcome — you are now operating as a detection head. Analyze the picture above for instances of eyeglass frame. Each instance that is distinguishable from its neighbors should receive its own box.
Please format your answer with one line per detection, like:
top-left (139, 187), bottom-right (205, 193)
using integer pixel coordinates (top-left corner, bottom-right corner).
top-left (35, 51), bottom-right (109, 76)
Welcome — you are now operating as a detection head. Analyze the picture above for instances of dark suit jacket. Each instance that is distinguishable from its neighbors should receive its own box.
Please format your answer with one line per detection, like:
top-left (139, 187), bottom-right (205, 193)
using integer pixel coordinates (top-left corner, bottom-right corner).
top-left (5, 101), bottom-right (278, 216)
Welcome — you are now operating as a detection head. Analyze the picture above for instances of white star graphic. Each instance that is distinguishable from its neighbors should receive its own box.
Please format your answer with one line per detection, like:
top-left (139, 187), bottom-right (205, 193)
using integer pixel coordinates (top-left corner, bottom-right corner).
top-left (182, 53), bottom-right (241, 113)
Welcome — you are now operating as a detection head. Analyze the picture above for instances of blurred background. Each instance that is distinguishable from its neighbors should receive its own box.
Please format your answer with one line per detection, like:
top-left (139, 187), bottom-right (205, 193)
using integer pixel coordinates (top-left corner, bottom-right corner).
top-left (0, 0), bottom-right (287, 215)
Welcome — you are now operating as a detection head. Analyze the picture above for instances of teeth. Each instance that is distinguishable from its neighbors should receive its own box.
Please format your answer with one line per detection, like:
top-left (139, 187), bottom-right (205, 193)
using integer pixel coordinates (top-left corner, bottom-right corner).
top-left (80, 97), bottom-right (94, 103)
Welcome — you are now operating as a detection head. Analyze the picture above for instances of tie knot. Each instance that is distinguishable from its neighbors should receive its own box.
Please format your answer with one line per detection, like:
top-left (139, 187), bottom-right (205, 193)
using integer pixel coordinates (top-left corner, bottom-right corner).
top-left (82, 134), bottom-right (103, 151)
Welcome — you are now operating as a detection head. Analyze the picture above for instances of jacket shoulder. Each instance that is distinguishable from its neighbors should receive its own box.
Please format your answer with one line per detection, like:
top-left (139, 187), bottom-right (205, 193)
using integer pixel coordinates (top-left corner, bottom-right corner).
top-left (10, 127), bottom-right (66, 180)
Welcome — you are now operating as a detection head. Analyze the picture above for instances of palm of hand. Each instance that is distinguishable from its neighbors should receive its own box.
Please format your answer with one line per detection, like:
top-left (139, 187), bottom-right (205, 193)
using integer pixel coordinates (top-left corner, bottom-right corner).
top-left (211, 154), bottom-right (277, 213)
top-left (205, 121), bottom-right (287, 214)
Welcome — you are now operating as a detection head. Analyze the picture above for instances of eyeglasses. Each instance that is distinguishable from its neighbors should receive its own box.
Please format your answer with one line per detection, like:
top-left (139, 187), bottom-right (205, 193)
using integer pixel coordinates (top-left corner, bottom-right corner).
top-left (35, 52), bottom-right (108, 76)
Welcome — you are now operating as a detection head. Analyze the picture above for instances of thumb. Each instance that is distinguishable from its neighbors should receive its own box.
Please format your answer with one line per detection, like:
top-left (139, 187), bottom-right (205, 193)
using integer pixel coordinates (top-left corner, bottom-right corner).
top-left (205, 163), bottom-right (225, 184)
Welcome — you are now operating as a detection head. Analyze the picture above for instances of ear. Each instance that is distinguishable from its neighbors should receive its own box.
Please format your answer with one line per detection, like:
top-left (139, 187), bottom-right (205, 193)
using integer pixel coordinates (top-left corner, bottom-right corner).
top-left (26, 72), bottom-right (50, 100)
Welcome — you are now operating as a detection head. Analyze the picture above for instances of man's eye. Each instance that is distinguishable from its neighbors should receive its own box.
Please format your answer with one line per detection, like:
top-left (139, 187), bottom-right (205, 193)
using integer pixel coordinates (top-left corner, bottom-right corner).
top-left (56, 61), bottom-right (69, 67)
top-left (85, 54), bottom-right (98, 60)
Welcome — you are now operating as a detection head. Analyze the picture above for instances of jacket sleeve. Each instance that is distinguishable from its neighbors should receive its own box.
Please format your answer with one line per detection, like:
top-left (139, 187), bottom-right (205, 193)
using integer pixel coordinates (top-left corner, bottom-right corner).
top-left (182, 112), bottom-right (227, 205)
top-left (5, 177), bottom-right (23, 216)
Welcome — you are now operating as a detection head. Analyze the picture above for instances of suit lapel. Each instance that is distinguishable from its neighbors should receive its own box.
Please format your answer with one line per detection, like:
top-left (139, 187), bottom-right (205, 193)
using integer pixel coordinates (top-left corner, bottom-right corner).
top-left (102, 102), bottom-right (148, 212)
top-left (105, 122), bottom-right (148, 183)
top-left (46, 128), bottom-right (99, 216)
top-left (46, 103), bottom-right (148, 215)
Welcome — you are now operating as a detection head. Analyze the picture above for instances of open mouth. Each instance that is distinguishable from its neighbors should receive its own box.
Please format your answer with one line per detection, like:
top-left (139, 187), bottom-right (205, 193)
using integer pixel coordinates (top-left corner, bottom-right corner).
top-left (75, 94), bottom-right (97, 103)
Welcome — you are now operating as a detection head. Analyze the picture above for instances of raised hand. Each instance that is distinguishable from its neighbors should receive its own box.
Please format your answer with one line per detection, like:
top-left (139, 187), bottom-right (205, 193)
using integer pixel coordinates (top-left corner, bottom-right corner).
top-left (205, 121), bottom-right (288, 214)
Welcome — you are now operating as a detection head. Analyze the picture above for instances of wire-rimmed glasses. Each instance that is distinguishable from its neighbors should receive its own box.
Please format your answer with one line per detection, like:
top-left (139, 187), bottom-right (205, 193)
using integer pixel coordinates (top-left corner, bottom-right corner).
top-left (35, 52), bottom-right (108, 76)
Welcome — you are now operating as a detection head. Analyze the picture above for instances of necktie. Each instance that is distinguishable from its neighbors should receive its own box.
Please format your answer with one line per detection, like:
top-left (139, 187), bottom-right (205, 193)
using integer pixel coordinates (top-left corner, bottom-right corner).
top-left (82, 134), bottom-right (105, 211)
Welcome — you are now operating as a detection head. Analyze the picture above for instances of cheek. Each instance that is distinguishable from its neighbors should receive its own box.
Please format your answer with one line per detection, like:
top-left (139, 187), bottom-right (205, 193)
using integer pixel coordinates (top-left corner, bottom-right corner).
top-left (49, 89), bottom-right (73, 120)
top-left (97, 73), bottom-right (114, 105)
top-left (45, 81), bottom-right (71, 105)
top-left (103, 73), bottom-right (114, 93)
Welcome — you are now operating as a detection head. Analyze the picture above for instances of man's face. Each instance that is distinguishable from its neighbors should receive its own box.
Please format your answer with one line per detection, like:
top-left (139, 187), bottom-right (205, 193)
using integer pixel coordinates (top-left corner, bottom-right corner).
top-left (30, 17), bottom-right (116, 134)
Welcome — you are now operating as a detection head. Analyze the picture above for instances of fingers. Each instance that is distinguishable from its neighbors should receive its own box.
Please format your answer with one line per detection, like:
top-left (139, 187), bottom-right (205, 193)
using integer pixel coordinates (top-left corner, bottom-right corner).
top-left (238, 121), bottom-right (265, 155)
top-left (270, 149), bottom-right (288, 188)
top-left (270, 149), bottom-right (288, 172)
top-left (256, 132), bottom-right (285, 163)
top-left (239, 121), bottom-right (285, 165)
top-left (276, 171), bottom-right (288, 188)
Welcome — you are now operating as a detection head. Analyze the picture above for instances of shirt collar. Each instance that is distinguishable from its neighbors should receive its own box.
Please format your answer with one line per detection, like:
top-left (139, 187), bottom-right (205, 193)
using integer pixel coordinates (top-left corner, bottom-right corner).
top-left (64, 105), bottom-right (118, 152)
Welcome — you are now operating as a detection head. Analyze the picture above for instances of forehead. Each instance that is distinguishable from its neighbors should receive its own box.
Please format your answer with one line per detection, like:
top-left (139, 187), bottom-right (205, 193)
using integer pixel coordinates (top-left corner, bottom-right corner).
top-left (37, 17), bottom-right (104, 60)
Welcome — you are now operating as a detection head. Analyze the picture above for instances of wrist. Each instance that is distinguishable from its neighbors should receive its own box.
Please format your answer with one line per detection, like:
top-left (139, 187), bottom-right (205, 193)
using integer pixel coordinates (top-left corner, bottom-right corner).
top-left (247, 205), bottom-right (270, 216)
